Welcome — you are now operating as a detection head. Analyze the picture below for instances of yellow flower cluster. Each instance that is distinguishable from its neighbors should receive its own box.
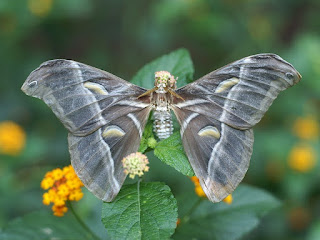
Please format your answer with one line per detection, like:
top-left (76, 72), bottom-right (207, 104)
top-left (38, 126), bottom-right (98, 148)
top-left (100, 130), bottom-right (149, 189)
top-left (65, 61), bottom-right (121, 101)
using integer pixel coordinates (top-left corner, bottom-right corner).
top-left (41, 165), bottom-right (84, 217)
top-left (122, 152), bottom-right (149, 179)
top-left (288, 115), bottom-right (319, 173)
top-left (190, 176), bottom-right (207, 198)
top-left (0, 121), bottom-right (26, 156)
top-left (190, 176), bottom-right (233, 204)
top-left (288, 144), bottom-right (316, 172)
top-left (292, 116), bottom-right (319, 140)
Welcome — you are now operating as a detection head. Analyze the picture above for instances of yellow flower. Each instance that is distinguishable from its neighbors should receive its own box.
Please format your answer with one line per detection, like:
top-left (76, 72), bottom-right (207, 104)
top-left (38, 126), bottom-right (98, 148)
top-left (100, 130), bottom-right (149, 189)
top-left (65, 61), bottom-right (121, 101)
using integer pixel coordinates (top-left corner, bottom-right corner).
top-left (190, 176), bottom-right (233, 204)
top-left (292, 116), bottom-right (319, 140)
top-left (288, 144), bottom-right (317, 172)
top-left (40, 177), bottom-right (54, 190)
top-left (57, 184), bottom-right (69, 197)
top-left (223, 194), bottom-right (233, 204)
top-left (42, 192), bottom-right (51, 205)
top-left (195, 185), bottom-right (207, 198)
top-left (53, 196), bottom-right (66, 207)
top-left (41, 165), bottom-right (84, 217)
top-left (69, 189), bottom-right (84, 201)
top-left (0, 121), bottom-right (26, 156)
top-left (51, 168), bottom-right (64, 181)
top-left (28, 0), bottom-right (53, 17)
top-left (122, 152), bottom-right (149, 179)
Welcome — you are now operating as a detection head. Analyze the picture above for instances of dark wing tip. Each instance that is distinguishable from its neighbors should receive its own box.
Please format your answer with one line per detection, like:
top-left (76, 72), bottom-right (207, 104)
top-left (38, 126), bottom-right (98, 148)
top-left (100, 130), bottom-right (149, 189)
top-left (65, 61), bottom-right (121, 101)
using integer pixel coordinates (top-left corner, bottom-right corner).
top-left (248, 53), bottom-right (302, 86)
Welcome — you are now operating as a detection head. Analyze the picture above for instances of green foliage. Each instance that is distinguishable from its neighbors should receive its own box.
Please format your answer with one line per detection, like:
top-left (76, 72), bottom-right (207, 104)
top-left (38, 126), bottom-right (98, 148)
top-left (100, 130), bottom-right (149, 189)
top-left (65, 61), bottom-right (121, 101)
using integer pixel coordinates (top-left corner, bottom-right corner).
top-left (138, 122), bottom-right (155, 153)
top-left (101, 182), bottom-right (177, 240)
top-left (174, 185), bottom-right (281, 240)
top-left (154, 132), bottom-right (194, 176)
top-left (1, 1), bottom-right (319, 239)
top-left (131, 48), bottom-right (194, 89)
top-left (0, 211), bottom-right (95, 240)
top-left (308, 221), bottom-right (320, 240)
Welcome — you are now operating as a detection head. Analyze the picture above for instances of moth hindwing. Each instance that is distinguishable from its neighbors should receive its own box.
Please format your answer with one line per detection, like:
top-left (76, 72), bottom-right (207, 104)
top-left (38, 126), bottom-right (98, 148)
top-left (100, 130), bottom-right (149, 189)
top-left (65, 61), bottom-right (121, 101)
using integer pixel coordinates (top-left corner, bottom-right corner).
top-left (22, 53), bottom-right (301, 202)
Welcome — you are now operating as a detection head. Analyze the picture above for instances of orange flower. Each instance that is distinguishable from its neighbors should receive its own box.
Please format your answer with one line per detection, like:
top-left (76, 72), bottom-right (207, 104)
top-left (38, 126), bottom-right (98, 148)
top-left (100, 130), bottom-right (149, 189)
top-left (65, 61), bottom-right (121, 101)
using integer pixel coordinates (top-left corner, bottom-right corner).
top-left (176, 218), bottom-right (181, 226)
top-left (0, 121), bottom-right (26, 156)
top-left (190, 176), bottom-right (233, 204)
top-left (41, 165), bottom-right (84, 217)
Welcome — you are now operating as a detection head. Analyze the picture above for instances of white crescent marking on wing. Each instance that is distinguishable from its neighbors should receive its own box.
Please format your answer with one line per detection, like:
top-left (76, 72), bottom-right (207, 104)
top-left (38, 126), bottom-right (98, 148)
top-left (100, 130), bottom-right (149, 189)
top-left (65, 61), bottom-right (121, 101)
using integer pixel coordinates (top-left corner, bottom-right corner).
top-left (127, 113), bottom-right (142, 137)
top-left (206, 123), bottom-right (226, 186)
top-left (98, 129), bottom-right (120, 192)
top-left (84, 82), bottom-right (109, 95)
top-left (175, 99), bottom-right (208, 108)
top-left (198, 126), bottom-right (220, 139)
top-left (103, 125), bottom-right (125, 137)
top-left (219, 59), bottom-right (249, 124)
top-left (215, 77), bottom-right (240, 93)
top-left (117, 100), bottom-right (149, 108)
top-left (180, 112), bottom-right (199, 136)
top-left (70, 61), bottom-right (119, 190)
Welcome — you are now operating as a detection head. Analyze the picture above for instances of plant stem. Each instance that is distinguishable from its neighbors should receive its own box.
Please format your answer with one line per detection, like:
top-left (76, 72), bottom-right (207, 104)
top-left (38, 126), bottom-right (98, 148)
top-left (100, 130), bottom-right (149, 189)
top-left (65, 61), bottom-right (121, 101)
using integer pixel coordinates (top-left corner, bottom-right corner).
top-left (68, 201), bottom-right (101, 240)
top-left (181, 197), bottom-right (204, 224)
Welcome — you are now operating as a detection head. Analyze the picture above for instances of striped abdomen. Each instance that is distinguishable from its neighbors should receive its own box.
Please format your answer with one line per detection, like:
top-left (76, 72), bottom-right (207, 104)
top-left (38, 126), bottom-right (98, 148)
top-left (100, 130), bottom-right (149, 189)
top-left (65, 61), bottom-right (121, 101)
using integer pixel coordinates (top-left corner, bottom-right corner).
top-left (153, 109), bottom-right (173, 140)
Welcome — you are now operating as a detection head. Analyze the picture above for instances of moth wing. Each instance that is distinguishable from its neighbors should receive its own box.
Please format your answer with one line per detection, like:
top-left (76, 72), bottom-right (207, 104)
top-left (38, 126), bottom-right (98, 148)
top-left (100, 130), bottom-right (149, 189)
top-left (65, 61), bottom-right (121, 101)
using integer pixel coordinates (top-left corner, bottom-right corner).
top-left (22, 59), bottom-right (149, 136)
top-left (172, 108), bottom-right (253, 202)
top-left (174, 54), bottom-right (301, 130)
top-left (172, 53), bottom-right (301, 202)
top-left (22, 60), bottom-right (152, 201)
top-left (68, 108), bottom-right (151, 201)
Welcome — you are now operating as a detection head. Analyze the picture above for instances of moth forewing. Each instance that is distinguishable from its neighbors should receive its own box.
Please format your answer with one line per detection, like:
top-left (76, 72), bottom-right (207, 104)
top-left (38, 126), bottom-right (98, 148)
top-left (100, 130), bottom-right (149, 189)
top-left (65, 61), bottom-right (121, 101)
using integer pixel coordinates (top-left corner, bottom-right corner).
top-left (22, 59), bottom-right (152, 202)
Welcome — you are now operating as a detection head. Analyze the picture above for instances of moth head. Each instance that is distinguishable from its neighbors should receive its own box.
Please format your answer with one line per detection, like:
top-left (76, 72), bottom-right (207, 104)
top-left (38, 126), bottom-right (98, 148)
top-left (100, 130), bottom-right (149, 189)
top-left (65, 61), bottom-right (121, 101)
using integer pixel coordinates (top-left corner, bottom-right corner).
top-left (154, 71), bottom-right (177, 93)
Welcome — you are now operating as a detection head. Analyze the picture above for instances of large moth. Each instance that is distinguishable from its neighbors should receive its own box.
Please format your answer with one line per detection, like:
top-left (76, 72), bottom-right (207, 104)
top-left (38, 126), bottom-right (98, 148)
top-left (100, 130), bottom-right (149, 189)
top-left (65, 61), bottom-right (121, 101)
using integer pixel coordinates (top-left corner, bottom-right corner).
top-left (21, 53), bottom-right (301, 203)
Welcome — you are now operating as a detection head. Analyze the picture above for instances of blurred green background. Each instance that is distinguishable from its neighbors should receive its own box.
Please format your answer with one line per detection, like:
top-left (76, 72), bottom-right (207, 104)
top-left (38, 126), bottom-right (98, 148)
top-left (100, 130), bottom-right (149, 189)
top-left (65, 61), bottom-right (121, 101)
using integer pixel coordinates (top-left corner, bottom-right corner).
top-left (0, 0), bottom-right (319, 239)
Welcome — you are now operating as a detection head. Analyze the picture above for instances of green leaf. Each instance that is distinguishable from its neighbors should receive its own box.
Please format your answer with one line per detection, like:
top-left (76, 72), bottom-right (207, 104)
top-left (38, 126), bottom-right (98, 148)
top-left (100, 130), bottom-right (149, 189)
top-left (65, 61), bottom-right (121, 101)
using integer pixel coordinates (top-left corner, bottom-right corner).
top-left (131, 48), bottom-right (194, 89)
top-left (138, 122), bottom-right (155, 153)
top-left (154, 132), bottom-right (194, 176)
top-left (0, 210), bottom-right (97, 240)
top-left (174, 184), bottom-right (281, 240)
top-left (307, 221), bottom-right (320, 240)
top-left (101, 182), bottom-right (177, 240)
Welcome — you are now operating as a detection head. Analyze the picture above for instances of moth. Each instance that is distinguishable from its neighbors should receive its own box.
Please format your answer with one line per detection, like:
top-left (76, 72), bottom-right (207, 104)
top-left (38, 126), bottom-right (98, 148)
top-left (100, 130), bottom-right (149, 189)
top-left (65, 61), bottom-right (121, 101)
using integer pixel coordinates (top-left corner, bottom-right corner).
top-left (21, 53), bottom-right (301, 203)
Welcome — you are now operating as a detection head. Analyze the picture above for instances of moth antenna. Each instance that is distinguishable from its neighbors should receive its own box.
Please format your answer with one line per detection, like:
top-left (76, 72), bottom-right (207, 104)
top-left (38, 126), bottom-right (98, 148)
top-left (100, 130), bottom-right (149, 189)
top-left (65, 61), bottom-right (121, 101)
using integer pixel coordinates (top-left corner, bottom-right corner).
top-left (168, 89), bottom-right (185, 101)
top-left (137, 88), bottom-right (156, 99)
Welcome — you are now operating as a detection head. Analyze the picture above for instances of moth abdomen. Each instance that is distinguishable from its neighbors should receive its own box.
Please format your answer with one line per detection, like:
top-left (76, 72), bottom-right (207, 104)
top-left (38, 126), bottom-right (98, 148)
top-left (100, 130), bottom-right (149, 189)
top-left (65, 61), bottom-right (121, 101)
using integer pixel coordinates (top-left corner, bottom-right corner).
top-left (153, 110), bottom-right (173, 140)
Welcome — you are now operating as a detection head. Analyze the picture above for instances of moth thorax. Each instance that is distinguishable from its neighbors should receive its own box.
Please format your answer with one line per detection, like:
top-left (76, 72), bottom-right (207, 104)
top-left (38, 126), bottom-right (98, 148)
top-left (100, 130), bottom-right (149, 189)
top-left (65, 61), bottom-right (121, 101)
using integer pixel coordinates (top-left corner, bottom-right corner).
top-left (153, 110), bottom-right (173, 140)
